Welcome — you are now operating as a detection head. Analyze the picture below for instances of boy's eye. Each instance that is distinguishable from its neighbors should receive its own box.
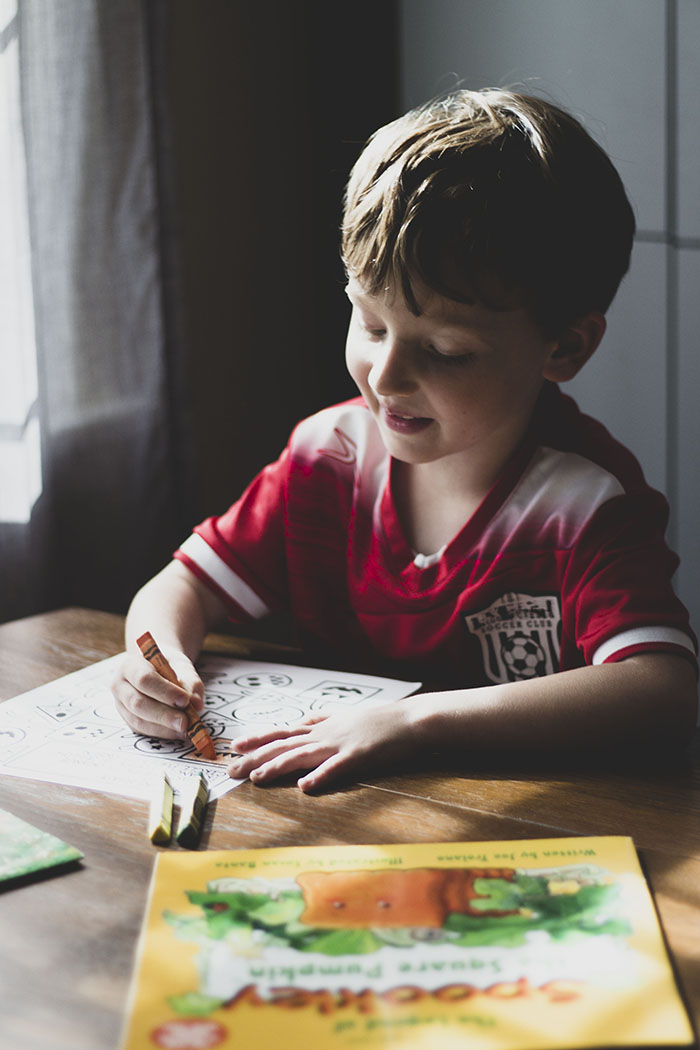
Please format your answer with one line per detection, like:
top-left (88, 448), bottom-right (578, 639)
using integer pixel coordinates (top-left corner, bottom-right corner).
top-left (425, 343), bottom-right (475, 365)
top-left (358, 317), bottom-right (386, 339)
top-left (355, 310), bottom-right (476, 363)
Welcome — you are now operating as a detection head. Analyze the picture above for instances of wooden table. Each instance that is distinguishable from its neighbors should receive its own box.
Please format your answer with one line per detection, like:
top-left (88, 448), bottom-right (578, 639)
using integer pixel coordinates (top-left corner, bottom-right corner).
top-left (0, 607), bottom-right (698, 1050)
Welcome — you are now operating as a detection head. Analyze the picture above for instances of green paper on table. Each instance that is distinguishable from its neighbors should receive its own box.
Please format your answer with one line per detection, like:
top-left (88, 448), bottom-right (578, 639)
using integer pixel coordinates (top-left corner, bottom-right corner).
top-left (0, 807), bottom-right (83, 885)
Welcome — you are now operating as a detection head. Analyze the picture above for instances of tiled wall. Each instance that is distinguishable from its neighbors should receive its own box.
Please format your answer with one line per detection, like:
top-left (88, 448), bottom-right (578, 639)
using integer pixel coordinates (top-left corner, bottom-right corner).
top-left (675, 0), bottom-right (700, 654)
top-left (399, 0), bottom-right (700, 647)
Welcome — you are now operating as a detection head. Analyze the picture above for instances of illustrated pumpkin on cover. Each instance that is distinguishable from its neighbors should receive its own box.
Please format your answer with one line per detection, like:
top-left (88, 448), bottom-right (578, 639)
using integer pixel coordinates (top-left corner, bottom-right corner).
top-left (296, 867), bottom-right (518, 928)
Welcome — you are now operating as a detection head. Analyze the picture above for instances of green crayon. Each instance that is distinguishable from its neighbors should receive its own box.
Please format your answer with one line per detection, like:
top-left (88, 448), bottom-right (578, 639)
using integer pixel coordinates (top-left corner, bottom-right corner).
top-left (176, 772), bottom-right (208, 849)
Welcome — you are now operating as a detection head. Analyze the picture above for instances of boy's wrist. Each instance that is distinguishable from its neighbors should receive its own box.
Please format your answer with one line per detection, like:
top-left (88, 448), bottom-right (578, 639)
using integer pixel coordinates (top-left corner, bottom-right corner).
top-left (407, 685), bottom-right (502, 752)
top-left (405, 690), bottom-right (463, 750)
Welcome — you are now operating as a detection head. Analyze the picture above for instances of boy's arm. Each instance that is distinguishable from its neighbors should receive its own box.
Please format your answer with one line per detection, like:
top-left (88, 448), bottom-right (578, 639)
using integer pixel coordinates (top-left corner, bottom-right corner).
top-left (112, 560), bottom-right (228, 738)
top-left (227, 652), bottom-right (698, 791)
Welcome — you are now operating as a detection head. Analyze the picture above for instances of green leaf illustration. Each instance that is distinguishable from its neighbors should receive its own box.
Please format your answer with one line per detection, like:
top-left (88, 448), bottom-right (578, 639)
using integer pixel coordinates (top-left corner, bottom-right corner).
top-left (299, 928), bottom-right (384, 955)
top-left (168, 992), bottom-right (224, 1016)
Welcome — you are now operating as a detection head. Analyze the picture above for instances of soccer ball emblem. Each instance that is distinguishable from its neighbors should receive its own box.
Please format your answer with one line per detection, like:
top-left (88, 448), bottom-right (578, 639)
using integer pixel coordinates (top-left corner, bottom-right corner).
top-left (501, 633), bottom-right (547, 679)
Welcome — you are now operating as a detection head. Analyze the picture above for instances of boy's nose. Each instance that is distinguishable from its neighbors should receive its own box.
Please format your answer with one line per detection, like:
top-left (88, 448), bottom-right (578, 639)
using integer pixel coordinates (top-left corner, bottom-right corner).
top-left (369, 340), bottom-right (418, 397)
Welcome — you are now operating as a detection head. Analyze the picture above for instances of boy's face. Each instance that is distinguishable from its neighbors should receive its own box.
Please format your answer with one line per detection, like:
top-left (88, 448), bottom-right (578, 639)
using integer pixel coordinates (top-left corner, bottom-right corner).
top-left (345, 276), bottom-right (559, 473)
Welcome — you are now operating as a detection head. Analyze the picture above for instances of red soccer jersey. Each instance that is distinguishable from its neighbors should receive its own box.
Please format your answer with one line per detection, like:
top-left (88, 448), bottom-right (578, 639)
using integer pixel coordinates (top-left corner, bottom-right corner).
top-left (175, 385), bottom-right (697, 687)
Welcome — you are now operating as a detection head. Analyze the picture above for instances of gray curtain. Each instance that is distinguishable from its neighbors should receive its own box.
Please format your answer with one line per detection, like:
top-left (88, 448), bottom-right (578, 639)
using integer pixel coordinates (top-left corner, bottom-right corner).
top-left (0, 0), bottom-right (399, 625)
top-left (0, 0), bottom-right (192, 621)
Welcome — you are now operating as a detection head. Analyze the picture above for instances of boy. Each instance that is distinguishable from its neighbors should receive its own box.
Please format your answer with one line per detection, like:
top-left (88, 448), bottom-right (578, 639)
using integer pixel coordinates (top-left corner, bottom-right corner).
top-left (112, 90), bottom-right (697, 791)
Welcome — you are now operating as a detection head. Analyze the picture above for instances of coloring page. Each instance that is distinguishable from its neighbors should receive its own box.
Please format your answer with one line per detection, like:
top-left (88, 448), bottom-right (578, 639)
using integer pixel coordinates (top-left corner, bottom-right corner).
top-left (0, 655), bottom-right (420, 803)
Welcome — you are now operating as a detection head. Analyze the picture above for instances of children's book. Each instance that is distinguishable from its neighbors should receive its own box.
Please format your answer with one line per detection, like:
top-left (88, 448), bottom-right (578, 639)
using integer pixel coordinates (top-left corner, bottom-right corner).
top-left (0, 807), bottom-right (83, 886)
top-left (120, 836), bottom-right (693, 1050)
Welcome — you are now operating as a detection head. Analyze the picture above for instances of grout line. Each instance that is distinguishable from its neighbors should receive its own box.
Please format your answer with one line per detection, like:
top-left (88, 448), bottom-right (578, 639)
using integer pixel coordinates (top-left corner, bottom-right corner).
top-left (665, 0), bottom-right (679, 533)
top-left (636, 230), bottom-right (700, 251)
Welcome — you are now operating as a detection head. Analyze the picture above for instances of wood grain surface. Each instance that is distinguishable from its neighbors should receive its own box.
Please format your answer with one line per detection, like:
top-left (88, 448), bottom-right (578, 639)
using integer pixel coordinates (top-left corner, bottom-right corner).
top-left (0, 608), bottom-right (697, 1050)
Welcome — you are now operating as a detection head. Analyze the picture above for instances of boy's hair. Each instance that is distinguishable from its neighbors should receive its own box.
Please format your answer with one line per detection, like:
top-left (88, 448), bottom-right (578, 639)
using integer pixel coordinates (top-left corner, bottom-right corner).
top-left (342, 89), bottom-right (636, 336)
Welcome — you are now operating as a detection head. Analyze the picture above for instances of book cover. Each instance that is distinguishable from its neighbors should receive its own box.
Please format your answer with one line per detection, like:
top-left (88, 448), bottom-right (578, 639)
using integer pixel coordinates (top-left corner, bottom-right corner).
top-left (0, 807), bottom-right (83, 885)
top-left (121, 836), bottom-right (693, 1050)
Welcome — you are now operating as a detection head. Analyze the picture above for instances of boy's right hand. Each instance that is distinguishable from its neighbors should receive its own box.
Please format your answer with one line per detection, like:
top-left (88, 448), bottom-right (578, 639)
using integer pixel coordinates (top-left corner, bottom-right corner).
top-left (111, 648), bottom-right (205, 740)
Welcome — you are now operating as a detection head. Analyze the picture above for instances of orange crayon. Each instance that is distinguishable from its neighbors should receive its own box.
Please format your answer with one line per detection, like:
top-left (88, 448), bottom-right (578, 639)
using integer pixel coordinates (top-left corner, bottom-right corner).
top-left (136, 631), bottom-right (217, 761)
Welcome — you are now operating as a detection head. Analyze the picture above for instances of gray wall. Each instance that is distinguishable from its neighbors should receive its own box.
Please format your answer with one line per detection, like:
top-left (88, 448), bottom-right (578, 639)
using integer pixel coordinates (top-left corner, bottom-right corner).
top-left (400, 0), bottom-right (700, 650)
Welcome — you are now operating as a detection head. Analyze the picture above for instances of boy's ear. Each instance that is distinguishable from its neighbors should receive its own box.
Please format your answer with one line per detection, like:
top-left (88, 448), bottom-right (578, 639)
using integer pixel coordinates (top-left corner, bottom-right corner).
top-left (542, 312), bottom-right (607, 382)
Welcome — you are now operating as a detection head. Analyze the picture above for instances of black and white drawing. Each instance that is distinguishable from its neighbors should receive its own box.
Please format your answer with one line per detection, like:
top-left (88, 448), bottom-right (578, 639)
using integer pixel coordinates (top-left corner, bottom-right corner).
top-left (0, 655), bottom-right (420, 802)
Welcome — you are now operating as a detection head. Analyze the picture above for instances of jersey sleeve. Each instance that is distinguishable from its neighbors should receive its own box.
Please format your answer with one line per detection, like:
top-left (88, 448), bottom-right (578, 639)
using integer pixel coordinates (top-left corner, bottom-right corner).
top-left (563, 489), bottom-right (697, 671)
top-left (174, 449), bottom-right (291, 623)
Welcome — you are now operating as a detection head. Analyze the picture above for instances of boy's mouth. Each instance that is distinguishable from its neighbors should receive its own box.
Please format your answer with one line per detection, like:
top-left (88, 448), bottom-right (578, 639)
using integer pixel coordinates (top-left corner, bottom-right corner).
top-left (382, 407), bottom-right (433, 434)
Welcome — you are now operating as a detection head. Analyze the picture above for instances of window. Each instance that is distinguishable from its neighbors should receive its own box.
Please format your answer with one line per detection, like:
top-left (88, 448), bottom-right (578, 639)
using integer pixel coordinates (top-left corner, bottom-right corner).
top-left (0, 0), bottom-right (42, 523)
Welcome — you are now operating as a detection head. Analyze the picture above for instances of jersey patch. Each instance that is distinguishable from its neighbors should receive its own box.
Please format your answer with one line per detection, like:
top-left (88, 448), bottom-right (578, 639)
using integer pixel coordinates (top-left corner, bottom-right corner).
top-left (465, 592), bottom-right (562, 684)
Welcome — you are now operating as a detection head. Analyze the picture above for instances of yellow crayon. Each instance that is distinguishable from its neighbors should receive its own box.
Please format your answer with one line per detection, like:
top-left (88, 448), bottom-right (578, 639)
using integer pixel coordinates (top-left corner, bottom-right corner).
top-left (148, 772), bottom-right (173, 845)
top-left (136, 631), bottom-right (217, 760)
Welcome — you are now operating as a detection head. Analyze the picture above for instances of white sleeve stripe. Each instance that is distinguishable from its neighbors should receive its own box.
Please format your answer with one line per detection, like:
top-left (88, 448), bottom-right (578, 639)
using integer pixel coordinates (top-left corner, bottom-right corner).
top-left (179, 533), bottom-right (270, 620)
top-left (592, 626), bottom-right (696, 665)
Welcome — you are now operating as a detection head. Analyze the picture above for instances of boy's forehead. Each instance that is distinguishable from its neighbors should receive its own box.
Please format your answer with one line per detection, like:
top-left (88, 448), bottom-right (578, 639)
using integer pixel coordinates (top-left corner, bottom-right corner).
top-left (346, 274), bottom-right (477, 322)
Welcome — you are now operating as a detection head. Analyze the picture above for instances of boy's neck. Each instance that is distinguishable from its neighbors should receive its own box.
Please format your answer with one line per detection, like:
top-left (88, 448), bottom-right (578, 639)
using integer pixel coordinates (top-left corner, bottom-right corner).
top-left (392, 459), bottom-right (490, 556)
top-left (392, 404), bottom-right (542, 557)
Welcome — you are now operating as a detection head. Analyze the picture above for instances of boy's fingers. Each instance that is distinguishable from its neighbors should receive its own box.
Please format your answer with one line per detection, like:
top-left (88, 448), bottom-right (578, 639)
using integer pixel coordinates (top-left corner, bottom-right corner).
top-left (247, 741), bottom-right (336, 784)
top-left (298, 752), bottom-right (349, 793)
top-left (232, 724), bottom-right (311, 752)
top-left (113, 690), bottom-right (188, 739)
top-left (120, 652), bottom-right (189, 709)
top-left (227, 734), bottom-right (319, 779)
top-left (112, 656), bottom-right (191, 737)
top-left (166, 653), bottom-right (205, 708)
top-left (226, 746), bottom-right (286, 778)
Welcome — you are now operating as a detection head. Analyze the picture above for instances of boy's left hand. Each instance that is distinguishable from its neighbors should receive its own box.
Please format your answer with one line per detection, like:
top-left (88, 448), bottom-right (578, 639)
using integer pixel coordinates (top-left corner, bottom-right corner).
top-left (226, 702), bottom-right (419, 792)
